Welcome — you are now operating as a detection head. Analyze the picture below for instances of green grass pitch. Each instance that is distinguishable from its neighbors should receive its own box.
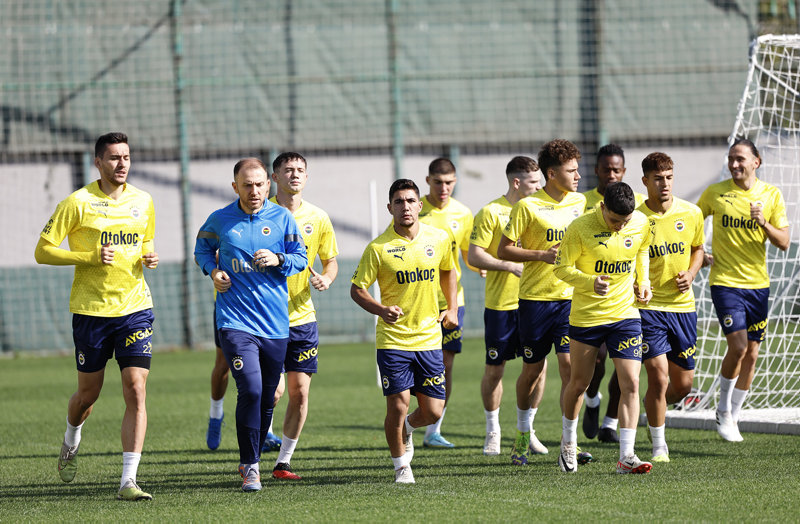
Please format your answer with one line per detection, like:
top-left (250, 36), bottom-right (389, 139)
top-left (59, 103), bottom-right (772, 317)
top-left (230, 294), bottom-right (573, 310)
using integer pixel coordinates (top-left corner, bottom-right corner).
top-left (1, 338), bottom-right (799, 521)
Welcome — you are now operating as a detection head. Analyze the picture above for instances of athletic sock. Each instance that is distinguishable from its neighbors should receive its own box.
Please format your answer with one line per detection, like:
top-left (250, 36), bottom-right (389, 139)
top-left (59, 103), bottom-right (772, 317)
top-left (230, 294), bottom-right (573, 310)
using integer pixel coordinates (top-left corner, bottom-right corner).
top-left (276, 436), bottom-right (298, 465)
top-left (601, 416), bottom-right (619, 431)
top-left (267, 419), bottom-right (274, 435)
top-left (584, 392), bottom-right (602, 409)
top-left (209, 397), bottom-right (224, 419)
top-left (718, 375), bottom-right (736, 412)
top-left (529, 407), bottom-right (539, 431)
top-left (730, 387), bottom-right (748, 422)
top-left (516, 407), bottom-right (532, 433)
top-left (619, 428), bottom-right (636, 460)
top-left (648, 424), bottom-right (666, 454)
top-left (562, 415), bottom-right (578, 444)
top-left (425, 407), bottom-right (446, 437)
top-left (64, 417), bottom-right (84, 448)
top-left (405, 415), bottom-right (416, 437)
top-left (391, 454), bottom-right (409, 469)
top-left (121, 452), bottom-right (141, 488)
top-left (485, 408), bottom-right (500, 434)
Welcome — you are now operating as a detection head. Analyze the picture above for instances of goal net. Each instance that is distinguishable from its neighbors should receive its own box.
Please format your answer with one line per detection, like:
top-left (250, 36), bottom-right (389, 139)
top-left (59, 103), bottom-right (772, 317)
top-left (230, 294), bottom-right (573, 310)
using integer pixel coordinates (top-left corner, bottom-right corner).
top-left (674, 34), bottom-right (800, 431)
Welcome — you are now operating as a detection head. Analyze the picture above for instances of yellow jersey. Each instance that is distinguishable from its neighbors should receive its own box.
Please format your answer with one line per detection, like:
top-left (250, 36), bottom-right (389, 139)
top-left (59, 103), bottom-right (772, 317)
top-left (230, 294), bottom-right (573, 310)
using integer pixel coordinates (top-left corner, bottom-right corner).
top-left (503, 190), bottom-right (586, 301)
top-left (470, 196), bottom-right (519, 311)
top-left (554, 206), bottom-right (651, 327)
top-left (697, 178), bottom-right (788, 288)
top-left (419, 196), bottom-right (473, 309)
top-left (270, 197), bottom-right (338, 326)
top-left (583, 187), bottom-right (646, 213)
top-left (636, 197), bottom-right (705, 312)
top-left (352, 223), bottom-right (455, 350)
top-left (40, 181), bottom-right (155, 317)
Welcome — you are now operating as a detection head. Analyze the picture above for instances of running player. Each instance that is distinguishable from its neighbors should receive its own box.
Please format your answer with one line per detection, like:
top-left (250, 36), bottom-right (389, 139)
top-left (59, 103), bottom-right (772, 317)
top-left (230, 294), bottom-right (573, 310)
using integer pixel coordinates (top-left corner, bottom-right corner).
top-left (580, 144), bottom-right (646, 444)
top-left (35, 132), bottom-right (159, 500)
top-left (194, 158), bottom-right (307, 491)
top-left (697, 138), bottom-right (789, 441)
top-left (636, 153), bottom-right (705, 461)
top-left (468, 156), bottom-right (545, 456)
top-left (554, 181), bottom-right (653, 474)
top-left (418, 158), bottom-right (476, 449)
top-left (267, 152), bottom-right (339, 479)
top-left (498, 140), bottom-right (586, 465)
top-left (351, 179), bottom-right (458, 484)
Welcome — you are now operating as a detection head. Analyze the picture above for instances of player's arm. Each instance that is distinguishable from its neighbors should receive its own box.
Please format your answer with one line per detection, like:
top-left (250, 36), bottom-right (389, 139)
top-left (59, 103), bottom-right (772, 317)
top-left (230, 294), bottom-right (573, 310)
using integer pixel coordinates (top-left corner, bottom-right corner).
top-left (141, 239), bottom-right (158, 269)
top-left (309, 257), bottom-right (338, 291)
top-left (461, 248), bottom-right (485, 276)
top-left (552, 227), bottom-right (596, 292)
top-left (751, 202), bottom-right (790, 251)
top-left (497, 235), bottom-right (558, 263)
top-left (438, 267), bottom-right (459, 329)
top-left (350, 284), bottom-right (403, 324)
top-left (34, 237), bottom-right (102, 266)
top-left (467, 243), bottom-right (523, 277)
top-left (194, 222), bottom-right (231, 292)
top-left (675, 244), bottom-right (704, 293)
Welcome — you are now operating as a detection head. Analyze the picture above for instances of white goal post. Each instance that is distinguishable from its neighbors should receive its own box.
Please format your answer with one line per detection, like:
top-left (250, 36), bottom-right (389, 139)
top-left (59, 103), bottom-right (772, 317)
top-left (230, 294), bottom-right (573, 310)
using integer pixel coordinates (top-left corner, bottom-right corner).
top-left (668, 34), bottom-right (800, 434)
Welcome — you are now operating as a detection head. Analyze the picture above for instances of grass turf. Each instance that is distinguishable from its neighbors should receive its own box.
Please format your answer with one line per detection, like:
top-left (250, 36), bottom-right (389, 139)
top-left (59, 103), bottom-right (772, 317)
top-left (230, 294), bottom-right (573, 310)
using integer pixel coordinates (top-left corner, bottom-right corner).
top-left (1, 339), bottom-right (799, 521)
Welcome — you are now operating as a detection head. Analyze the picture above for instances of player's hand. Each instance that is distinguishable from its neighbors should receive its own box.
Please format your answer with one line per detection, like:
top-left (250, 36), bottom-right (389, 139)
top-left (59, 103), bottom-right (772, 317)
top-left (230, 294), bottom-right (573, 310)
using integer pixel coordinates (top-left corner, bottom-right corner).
top-left (142, 251), bottom-right (159, 269)
top-left (541, 244), bottom-right (560, 265)
top-left (253, 249), bottom-right (279, 268)
top-left (382, 305), bottom-right (404, 324)
top-left (309, 266), bottom-right (331, 291)
top-left (636, 283), bottom-right (652, 304)
top-left (675, 270), bottom-right (694, 293)
top-left (594, 274), bottom-right (610, 296)
top-left (479, 269), bottom-right (487, 278)
top-left (439, 308), bottom-right (458, 330)
top-left (100, 243), bottom-right (115, 265)
top-left (702, 253), bottom-right (714, 267)
top-left (212, 269), bottom-right (232, 292)
top-left (750, 202), bottom-right (766, 227)
top-left (509, 262), bottom-right (523, 278)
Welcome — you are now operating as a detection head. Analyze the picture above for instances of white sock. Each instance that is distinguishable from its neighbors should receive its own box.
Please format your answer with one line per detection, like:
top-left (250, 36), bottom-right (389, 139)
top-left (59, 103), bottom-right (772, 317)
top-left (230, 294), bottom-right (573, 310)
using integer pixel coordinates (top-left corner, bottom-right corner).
top-left (485, 408), bottom-right (500, 434)
top-left (64, 417), bottom-right (84, 448)
top-left (268, 419), bottom-right (274, 435)
top-left (121, 452), bottom-right (141, 488)
top-left (276, 435), bottom-right (298, 465)
top-left (718, 374), bottom-right (736, 412)
top-left (584, 392), bottom-right (602, 408)
top-left (649, 424), bottom-right (666, 454)
top-left (516, 407), bottom-right (532, 433)
top-left (730, 387), bottom-right (748, 422)
top-left (391, 454), bottom-right (409, 469)
top-left (425, 407), bottom-right (446, 437)
top-left (619, 428), bottom-right (636, 459)
top-left (405, 415), bottom-right (416, 437)
top-left (562, 415), bottom-right (578, 444)
top-left (601, 416), bottom-right (618, 431)
top-left (209, 397), bottom-right (224, 419)
top-left (529, 407), bottom-right (539, 431)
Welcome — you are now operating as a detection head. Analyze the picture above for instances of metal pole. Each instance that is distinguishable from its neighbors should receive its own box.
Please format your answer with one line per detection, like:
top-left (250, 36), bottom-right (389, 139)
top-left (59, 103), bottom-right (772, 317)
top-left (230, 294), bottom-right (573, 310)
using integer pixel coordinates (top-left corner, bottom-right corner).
top-left (387, 0), bottom-right (403, 180)
top-left (172, 0), bottom-right (195, 348)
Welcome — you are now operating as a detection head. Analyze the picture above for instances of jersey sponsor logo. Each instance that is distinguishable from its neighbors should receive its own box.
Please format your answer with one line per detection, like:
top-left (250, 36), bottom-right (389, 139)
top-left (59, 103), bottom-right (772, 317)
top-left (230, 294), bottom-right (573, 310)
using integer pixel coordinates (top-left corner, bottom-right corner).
top-left (42, 218), bottom-right (54, 235)
top-left (594, 260), bottom-right (632, 274)
top-left (442, 328), bottom-right (462, 345)
top-left (78, 351), bottom-right (85, 366)
top-left (99, 230), bottom-right (140, 246)
top-left (649, 241), bottom-right (686, 258)
top-left (90, 201), bottom-right (109, 217)
top-left (617, 334), bottom-right (642, 357)
top-left (125, 327), bottom-right (153, 348)
top-left (382, 375), bottom-right (390, 389)
top-left (674, 220), bottom-right (685, 232)
top-left (624, 237), bottom-right (633, 249)
top-left (546, 228), bottom-right (565, 243)
top-left (303, 223), bottom-right (314, 235)
top-left (396, 267), bottom-right (436, 284)
top-left (131, 207), bottom-right (141, 219)
top-left (387, 246), bottom-right (406, 261)
top-left (487, 348), bottom-right (499, 360)
top-left (560, 336), bottom-right (570, 347)
top-left (296, 347), bottom-right (318, 362)
top-left (748, 319), bottom-right (767, 333)
top-left (425, 245), bottom-right (436, 258)
top-left (677, 345), bottom-right (696, 360)
top-left (721, 214), bottom-right (759, 230)
top-left (230, 258), bottom-right (268, 273)
top-left (422, 372), bottom-right (445, 387)
top-left (262, 226), bottom-right (272, 236)
top-left (722, 315), bottom-right (733, 328)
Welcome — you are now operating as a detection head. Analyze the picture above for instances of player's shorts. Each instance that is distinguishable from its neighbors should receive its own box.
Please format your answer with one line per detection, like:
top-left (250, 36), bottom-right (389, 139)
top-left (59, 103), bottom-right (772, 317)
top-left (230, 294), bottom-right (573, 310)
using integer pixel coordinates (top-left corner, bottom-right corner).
top-left (284, 322), bottom-right (319, 373)
top-left (484, 308), bottom-right (522, 365)
top-left (213, 309), bottom-right (221, 348)
top-left (710, 285), bottom-right (769, 342)
top-left (376, 349), bottom-right (446, 399)
top-left (441, 305), bottom-right (465, 353)
top-left (73, 309), bottom-right (154, 373)
top-left (518, 299), bottom-right (571, 364)
top-left (640, 310), bottom-right (698, 370)
top-left (218, 328), bottom-right (288, 385)
top-left (569, 318), bottom-right (643, 361)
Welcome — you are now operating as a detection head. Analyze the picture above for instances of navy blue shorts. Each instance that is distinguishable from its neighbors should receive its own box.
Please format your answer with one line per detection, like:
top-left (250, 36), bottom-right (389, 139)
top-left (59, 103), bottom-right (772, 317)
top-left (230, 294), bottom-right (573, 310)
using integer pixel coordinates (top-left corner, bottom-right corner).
top-left (518, 299), bottom-right (571, 363)
top-left (569, 319), bottom-right (643, 361)
top-left (284, 322), bottom-right (319, 373)
top-left (441, 305), bottom-right (466, 353)
top-left (710, 285), bottom-right (769, 342)
top-left (484, 308), bottom-right (522, 365)
top-left (377, 349), bottom-right (446, 399)
top-left (73, 309), bottom-right (154, 373)
top-left (218, 329), bottom-right (287, 380)
top-left (640, 310), bottom-right (698, 370)
top-left (213, 309), bottom-right (221, 348)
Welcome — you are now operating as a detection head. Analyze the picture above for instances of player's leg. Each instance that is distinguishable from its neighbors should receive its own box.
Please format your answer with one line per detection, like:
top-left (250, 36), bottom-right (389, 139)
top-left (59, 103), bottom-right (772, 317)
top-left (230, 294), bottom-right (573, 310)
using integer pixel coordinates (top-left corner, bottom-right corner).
top-left (480, 307), bottom-right (517, 455)
top-left (273, 371), bottom-right (310, 479)
top-left (560, 328), bottom-right (600, 473)
top-left (643, 355), bottom-right (668, 460)
top-left (262, 374), bottom-right (285, 452)
top-left (582, 343), bottom-right (607, 439)
top-left (207, 341), bottom-right (229, 450)
top-left (528, 358), bottom-right (548, 455)
top-left (513, 359), bottom-right (545, 464)
top-left (424, 306), bottom-right (464, 448)
top-left (598, 366), bottom-right (621, 443)
top-left (732, 339), bottom-right (761, 421)
top-left (480, 361), bottom-right (505, 455)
